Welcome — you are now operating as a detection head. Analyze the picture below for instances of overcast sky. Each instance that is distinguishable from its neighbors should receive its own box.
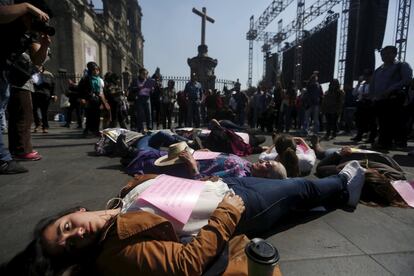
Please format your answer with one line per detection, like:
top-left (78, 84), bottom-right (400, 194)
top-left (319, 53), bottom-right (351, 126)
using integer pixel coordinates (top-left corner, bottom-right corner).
top-left (93, 0), bottom-right (414, 88)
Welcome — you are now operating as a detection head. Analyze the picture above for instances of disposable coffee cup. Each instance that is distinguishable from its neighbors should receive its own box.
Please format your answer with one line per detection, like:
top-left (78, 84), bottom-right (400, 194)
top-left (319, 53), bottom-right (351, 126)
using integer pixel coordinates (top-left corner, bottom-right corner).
top-left (245, 238), bottom-right (279, 276)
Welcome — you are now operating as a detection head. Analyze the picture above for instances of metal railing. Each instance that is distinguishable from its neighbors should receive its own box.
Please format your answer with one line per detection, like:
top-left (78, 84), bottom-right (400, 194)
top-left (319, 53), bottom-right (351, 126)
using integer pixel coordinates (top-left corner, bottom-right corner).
top-left (161, 76), bottom-right (236, 92)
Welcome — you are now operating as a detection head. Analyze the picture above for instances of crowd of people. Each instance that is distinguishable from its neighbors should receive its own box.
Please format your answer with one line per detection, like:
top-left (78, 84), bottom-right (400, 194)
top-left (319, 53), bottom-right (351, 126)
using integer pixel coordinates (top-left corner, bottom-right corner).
top-left (1, 1), bottom-right (414, 276)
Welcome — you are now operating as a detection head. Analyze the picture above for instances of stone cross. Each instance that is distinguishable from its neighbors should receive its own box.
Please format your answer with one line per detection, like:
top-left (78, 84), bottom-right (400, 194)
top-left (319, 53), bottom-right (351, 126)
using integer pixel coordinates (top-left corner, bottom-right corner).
top-left (192, 7), bottom-right (215, 46)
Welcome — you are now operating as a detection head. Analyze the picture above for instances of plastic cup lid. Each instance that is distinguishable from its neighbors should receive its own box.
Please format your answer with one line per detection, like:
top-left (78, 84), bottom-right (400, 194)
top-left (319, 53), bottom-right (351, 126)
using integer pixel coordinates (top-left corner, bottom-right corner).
top-left (245, 238), bottom-right (279, 264)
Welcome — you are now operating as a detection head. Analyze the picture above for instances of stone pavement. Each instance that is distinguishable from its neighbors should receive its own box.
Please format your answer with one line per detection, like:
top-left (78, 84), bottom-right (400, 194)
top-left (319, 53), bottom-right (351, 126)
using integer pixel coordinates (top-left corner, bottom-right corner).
top-left (1, 122), bottom-right (414, 275)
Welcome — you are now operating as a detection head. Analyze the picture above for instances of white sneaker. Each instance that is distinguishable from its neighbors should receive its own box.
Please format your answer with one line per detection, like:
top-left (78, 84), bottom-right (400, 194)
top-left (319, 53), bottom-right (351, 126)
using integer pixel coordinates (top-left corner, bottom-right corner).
top-left (339, 160), bottom-right (365, 209)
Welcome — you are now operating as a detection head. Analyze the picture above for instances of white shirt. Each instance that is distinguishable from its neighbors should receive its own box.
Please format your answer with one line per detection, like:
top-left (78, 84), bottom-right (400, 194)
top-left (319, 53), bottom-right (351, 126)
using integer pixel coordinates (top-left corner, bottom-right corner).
top-left (259, 146), bottom-right (316, 174)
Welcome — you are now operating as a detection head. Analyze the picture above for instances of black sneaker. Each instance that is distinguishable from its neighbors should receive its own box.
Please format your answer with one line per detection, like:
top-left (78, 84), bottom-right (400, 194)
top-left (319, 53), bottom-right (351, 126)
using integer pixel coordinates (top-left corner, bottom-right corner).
top-left (0, 160), bottom-right (28, 174)
top-left (115, 134), bottom-right (136, 157)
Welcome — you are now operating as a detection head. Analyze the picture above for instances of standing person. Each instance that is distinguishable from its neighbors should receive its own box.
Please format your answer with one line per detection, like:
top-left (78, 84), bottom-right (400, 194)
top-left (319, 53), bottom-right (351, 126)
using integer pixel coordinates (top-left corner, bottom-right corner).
top-left (160, 79), bottom-right (176, 129)
top-left (341, 83), bottom-right (357, 135)
top-left (258, 84), bottom-right (273, 132)
top-left (285, 80), bottom-right (298, 132)
top-left (104, 72), bottom-right (127, 129)
top-left (273, 81), bottom-right (284, 132)
top-left (150, 71), bottom-right (162, 129)
top-left (32, 65), bottom-right (56, 133)
top-left (129, 68), bottom-right (155, 132)
top-left (1, 1), bottom-right (50, 172)
top-left (3, 0), bottom-right (53, 163)
top-left (369, 45), bottom-right (413, 149)
top-left (351, 70), bottom-right (376, 142)
top-left (233, 82), bottom-right (248, 126)
top-left (62, 73), bottom-right (83, 129)
top-left (321, 79), bottom-right (344, 140)
top-left (302, 73), bottom-right (323, 135)
top-left (78, 62), bottom-right (110, 137)
top-left (184, 73), bottom-right (202, 127)
top-left (176, 90), bottom-right (187, 128)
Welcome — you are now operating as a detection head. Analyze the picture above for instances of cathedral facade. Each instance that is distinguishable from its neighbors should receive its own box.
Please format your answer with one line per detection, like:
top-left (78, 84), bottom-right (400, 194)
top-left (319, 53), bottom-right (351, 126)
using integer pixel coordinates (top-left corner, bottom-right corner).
top-left (46, 0), bottom-right (144, 78)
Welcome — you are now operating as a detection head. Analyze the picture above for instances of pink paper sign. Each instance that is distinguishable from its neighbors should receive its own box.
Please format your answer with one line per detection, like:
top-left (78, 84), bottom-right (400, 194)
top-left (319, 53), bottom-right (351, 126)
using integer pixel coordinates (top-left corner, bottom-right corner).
top-left (193, 150), bottom-right (221, 160)
top-left (138, 175), bottom-right (205, 224)
top-left (391, 180), bottom-right (414, 208)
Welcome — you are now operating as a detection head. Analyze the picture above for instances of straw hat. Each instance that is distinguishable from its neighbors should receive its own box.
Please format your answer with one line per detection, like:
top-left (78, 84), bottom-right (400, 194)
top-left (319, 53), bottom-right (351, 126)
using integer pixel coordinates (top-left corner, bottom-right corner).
top-left (154, 142), bottom-right (194, 167)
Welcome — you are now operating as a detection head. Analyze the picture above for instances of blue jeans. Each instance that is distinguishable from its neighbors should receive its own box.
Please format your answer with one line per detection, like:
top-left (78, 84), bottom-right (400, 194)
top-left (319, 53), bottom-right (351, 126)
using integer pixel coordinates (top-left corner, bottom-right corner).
top-left (135, 95), bottom-right (151, 132)
top-left (135, 131), bottom-right (189, 151)
top-left (0, 71), bottom-right (11, 162)
top-left (303, 105), bottom-right (320, 133)
top-left (187, 101), bottom-right (200, 127)
top-left (224, 175), bottom-right (345, 236)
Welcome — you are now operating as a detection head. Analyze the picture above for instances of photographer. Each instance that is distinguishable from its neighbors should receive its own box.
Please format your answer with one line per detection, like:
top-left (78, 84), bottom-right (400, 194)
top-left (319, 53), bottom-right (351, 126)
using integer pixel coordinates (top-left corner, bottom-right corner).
top-left (0, 0), bottom-right (52, 172)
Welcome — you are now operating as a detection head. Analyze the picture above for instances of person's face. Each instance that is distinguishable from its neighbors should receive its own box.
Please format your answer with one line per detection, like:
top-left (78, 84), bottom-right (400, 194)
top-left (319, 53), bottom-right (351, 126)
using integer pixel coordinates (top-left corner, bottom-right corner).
top-left (139, 71), bottom-right (148, 80)
top-left (42, 209), bottom-right (106, 256)
top-left (251, 160), bottom-right (281, 178)
top-left (381, 49), bottom-right (397, 64)
top-left (92, 67), bottom-right (100, 76)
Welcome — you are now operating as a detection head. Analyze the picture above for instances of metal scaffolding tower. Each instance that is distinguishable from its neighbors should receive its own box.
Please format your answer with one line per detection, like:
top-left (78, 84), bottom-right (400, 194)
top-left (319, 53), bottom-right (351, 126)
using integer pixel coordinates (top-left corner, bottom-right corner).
top-left (247, 0), bottom-right (342, 86)
top-left (294, 0), bottom-right (306, 88)
top-left (246, 0), bottom-right (295, 87)
top-left (395, 0), bottom-right (412, 61)
top-left (246, 16), bottom-right (256, 87)
top-left (262, 35), bottom-right (271, 79)
top-left (337, 0), bottom-right (350, 85)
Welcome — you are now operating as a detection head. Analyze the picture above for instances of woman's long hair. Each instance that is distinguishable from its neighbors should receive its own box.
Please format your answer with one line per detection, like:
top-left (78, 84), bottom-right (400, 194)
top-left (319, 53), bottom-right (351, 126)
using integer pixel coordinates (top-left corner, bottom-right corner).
top-left (275, 134), bottom-right (300, 177)
top-left (362, 168), bottom-right (408, 207)
top-left (1, 207), bottom-right (99, 276)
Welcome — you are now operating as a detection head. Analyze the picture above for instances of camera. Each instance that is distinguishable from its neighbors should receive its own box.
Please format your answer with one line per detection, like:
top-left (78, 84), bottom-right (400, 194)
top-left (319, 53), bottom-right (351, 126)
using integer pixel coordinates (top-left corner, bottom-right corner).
top-left (31, 20), bottom-right (55, 36)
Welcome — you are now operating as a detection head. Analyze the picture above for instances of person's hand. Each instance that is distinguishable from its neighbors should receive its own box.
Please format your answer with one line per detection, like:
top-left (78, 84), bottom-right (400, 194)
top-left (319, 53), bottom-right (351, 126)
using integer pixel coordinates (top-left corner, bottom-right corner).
top-left (179, 150), bottom-right (197, 166)
top-left (221, 193), bottom-right (245, 214)
top-left (51, 95), bottom-right (57, 102)
top-left (80, 99), bottom-right (87, 105)
top-left (27, 3), bottom-right (49, 22)
top-left (104, 102), bottom-right (111, 110)
top-left (293, 137), bottom-right (305, 145)
top-left (340, 146), bottom-right (352, 156)
top-left (199, 175), bottom-right (220, 182)
top-left (179, 150), bottom-right (198, 175)
top-left (38, 33), bottom-right (51, 47)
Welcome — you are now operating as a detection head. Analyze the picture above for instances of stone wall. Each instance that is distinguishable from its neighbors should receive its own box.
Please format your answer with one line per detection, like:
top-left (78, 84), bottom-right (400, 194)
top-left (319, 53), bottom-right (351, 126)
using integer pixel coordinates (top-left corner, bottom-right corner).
top-left (45, 0), bottom-right (144, 98)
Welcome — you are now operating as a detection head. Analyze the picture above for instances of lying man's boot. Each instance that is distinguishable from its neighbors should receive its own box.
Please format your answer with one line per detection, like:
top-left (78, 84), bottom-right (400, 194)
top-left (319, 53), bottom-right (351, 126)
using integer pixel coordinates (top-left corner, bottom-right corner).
top-left (115, 134), bottom-right (137, 158)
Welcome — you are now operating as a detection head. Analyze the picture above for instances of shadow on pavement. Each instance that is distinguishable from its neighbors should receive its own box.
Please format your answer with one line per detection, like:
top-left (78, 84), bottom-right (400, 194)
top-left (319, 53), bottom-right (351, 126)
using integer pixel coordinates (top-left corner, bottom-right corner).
top-left (32, 143), bottom-right (94, 148)
top-left (96, 164), bottom-right (125, 170)
top-left (258, 210), bottom-right (330, 239)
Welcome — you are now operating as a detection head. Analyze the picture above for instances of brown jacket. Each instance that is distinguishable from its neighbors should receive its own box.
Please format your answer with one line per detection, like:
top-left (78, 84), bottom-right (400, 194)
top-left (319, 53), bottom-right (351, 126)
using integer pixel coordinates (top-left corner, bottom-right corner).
top-left (95, 174), bottom-right (281, 276)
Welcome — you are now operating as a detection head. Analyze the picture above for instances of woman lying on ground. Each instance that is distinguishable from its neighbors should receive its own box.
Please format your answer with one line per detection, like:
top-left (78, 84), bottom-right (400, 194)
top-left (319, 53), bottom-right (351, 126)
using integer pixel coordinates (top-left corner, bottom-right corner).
top-left (259, 134), bottom-right (316, 177)
top-left (309, 135), bottom-right (405, 179)
top-left (309, 135), bottom-right (408, 207)
top-left (175, 119), bottom-right (267, 157)
top-left (121, 132), bottom-right (287, 179)
top-left (3, 161), bottom-right (366, 276)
